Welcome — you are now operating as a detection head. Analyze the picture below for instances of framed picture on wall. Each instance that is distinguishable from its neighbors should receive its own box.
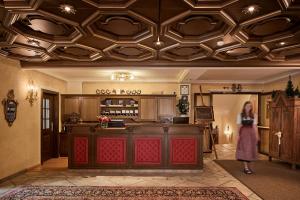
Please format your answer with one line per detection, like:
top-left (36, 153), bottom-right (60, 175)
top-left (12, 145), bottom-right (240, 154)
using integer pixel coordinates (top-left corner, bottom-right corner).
top-left (195, 106), bottom-right (214, 122)
top-left (180, 85), bottom-right (189, 95)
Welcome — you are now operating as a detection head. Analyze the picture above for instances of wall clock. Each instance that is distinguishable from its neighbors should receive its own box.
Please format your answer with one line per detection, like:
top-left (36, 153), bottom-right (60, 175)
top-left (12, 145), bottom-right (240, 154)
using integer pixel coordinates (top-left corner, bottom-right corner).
top-left (180, 85), bottom-right (189, 95)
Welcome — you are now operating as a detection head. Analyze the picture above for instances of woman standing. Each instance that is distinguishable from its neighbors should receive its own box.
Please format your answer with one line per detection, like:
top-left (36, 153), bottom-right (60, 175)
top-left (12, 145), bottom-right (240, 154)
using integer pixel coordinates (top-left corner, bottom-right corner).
top-left (236, 101), bottom-right (259, 174)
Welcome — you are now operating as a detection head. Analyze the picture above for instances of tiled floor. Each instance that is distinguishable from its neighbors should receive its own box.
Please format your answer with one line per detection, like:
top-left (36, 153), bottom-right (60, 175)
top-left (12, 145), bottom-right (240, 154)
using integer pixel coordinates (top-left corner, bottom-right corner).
top-left (0, 144), bottom-right (267, 200)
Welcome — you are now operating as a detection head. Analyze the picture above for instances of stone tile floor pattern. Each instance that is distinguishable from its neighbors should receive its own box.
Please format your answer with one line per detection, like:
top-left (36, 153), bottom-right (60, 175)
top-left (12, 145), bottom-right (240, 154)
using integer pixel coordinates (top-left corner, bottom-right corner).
top-left (0, 144), bottom-right (267, 200)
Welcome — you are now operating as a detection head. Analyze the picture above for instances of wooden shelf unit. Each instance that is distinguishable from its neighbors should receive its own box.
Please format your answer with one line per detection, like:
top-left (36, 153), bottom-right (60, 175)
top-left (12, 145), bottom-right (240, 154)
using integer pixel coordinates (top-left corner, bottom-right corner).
top-left (61, 94), bottom-right (177, 123)
top-left (100, 97), bottom-right (139, 118)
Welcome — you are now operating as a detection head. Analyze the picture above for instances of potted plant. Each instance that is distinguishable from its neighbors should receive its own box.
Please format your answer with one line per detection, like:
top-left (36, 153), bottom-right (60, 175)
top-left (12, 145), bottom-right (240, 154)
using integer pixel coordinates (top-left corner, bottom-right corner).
top-left (176, 96), bottom-right (189, 116)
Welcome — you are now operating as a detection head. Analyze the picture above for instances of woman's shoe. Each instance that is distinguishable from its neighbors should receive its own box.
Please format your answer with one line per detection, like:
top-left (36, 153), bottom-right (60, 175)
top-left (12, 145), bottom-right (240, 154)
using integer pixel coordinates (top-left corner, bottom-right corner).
top-left (244, 168), bottom-right (252, 174)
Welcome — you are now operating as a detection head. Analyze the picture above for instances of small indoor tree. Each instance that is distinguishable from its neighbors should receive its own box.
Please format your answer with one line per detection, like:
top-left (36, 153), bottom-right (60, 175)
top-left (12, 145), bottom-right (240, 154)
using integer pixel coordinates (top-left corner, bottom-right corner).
top-left (177, 96), bottom-right (189, 116)
top-left (285, 75), bottom-right (295, 97)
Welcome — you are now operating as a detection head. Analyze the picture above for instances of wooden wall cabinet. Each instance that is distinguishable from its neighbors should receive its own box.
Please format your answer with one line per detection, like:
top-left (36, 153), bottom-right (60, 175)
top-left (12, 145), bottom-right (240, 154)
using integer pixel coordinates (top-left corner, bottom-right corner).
top-left (63, 97), bottom-right (80, 115)
top-left (269, 92), bottom-right (300, 169)
top-left (81, 97), bottom-right (99, 121)
top-left (140, 97), bottom-right (158, 121)
top-left (158, 97), bottom-right (176, 118)
top-left (62, 95), bottom-right (176, 123)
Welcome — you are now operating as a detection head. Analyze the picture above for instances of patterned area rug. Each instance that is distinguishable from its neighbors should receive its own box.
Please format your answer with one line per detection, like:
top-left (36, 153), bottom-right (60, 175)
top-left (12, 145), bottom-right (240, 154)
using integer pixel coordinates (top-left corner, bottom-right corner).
top-left (0, 186), bottom-right (248, 200)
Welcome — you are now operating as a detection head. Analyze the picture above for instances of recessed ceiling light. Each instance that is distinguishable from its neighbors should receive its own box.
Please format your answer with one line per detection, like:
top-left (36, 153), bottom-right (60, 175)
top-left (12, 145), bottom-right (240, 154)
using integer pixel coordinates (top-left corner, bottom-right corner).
top-left (154, 36), bottom-right (164, 48)
top-left (280, 42), bottom-right (286, 46)
top-left (242, 5), bottom-right (260, 15)
top-left (27, 39), bottom-right (39, 47)
top-left (59, 4), bottom-right (76, 14)
top-left (217, 40), bottom-right (224, 46)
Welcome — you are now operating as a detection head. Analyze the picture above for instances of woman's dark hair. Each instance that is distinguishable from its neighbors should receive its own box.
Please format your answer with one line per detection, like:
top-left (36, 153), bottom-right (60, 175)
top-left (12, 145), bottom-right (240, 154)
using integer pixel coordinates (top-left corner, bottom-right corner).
top-left (241, 101), bottom-right (254, 118)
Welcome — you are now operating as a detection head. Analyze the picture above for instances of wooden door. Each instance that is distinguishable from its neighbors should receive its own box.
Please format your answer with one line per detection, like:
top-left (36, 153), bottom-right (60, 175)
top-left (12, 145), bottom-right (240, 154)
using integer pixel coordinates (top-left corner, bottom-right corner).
top-left (81, 97), bottom-right (99, 121)
top-left (158, 97), bottom-right (176, 117)
top-left (269, 107), bottom-right (281, 158)
top-left (41, 93), bottom-right (56, 163)
top-left (140, 98), bottom-right (157, 121)
top-left (280, 106), bottom-right (293, 161)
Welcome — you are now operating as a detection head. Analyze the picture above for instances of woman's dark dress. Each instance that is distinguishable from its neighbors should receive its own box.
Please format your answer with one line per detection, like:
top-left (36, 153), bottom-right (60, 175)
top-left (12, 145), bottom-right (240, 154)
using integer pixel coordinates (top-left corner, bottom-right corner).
top-left (236, 115), bottom-right (258, 162)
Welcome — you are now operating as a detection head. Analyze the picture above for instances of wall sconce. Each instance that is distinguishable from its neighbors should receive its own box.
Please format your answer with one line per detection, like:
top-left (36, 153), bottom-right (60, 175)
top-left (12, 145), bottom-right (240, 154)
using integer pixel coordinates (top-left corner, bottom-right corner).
top-left (26, 80), bottom-right (38, 106)
top-left (224, 125), bottom-right (233, 143)
top-left (224, 125), bottom-right (231, 136)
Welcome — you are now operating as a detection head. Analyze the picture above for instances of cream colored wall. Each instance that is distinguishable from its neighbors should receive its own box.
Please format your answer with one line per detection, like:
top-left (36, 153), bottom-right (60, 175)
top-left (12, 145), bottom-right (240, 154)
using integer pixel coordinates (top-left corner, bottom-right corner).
top-left (0, 56), bottom-right (67, 180)
top-left (67, 81), bottom-right (83, 94)
top-left (82, 82), bottom-right (179, 95)
top-left (262, 73), bottom-right (300, 92)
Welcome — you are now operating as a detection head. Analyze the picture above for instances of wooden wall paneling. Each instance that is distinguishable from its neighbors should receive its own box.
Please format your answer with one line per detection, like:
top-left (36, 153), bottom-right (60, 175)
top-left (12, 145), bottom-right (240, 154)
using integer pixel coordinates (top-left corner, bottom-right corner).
top-left (62, 96), bottom-right (81, 117)
top-left (140, 97), bottom-right (158, 121)
top-left (81, 96), bottom-right (99, 121)
top-left (157, 97), bottom-right (176, 118)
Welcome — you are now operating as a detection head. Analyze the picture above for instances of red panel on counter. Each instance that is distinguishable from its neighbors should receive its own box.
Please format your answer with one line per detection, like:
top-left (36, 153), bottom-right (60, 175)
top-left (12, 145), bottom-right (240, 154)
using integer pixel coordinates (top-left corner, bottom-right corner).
top-left (134, 137), bottom-right (162, 165)
top-left (74, 137), bottom-right (88, 164)
top-left (96, 137), bottom-right (127, 164)
top-left (170, 137), bottom-right (197, 165)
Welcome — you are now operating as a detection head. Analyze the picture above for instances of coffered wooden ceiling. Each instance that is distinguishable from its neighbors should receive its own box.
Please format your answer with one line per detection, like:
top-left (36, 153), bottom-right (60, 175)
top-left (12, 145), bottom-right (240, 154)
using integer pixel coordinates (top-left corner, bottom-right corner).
top-left (1, 0), bottom-right (300, 68)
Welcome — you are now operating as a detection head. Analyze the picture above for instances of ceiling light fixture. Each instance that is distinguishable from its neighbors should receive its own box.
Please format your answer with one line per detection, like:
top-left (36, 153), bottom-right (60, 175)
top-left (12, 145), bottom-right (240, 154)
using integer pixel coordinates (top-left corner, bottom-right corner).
top-left (154, 0), bottom-right (164, 48)
top-left (217, 40), bottom-right (224, 46)
top-left (242, 5), bottom-right (260, 15)
top-left (111, 72), bottom-right (134, 81)
top-left (154, 36), bottom-right (164, 47)
top-left (59, 4), bottom-right (76, 14)
top-left (279, 42), bottom-right (286, 46)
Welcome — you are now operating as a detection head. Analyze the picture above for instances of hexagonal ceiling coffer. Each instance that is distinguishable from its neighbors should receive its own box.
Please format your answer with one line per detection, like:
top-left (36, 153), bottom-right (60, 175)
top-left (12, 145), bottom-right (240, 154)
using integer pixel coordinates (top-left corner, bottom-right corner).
top-left (2, 0), bottom-right (41, 10)
top-left (104, 44), bottom-right (156, 61)
top-left (266, 43), bottom-right (300, 61)
top-left (52, 44), bottom-right (103, 61)
top-left (11, 14), bottom-right (83, 44)
top-left (233, 13), bottom-right (300, 43)
top-left (184, 0), bottom-right (238, 9)
top-left (161, 10), bottom-right (235, 44)
top-left (160, 43), bottom-right (212, 61)
top-left (278, 0), bottom-right (300, 11)
top-left (213, 44), bottom-right (269, 61)
top-left (82, 0), bottom-right (137, 8)
top-left (86, 10), bottom-right (156, 43)
top-left (0, 43), bottom-right (51, 61)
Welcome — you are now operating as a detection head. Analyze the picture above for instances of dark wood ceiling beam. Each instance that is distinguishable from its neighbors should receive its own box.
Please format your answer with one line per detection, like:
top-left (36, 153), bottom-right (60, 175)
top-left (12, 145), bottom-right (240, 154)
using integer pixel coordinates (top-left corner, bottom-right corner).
top-left (20, 60), bottom-right (300, 69)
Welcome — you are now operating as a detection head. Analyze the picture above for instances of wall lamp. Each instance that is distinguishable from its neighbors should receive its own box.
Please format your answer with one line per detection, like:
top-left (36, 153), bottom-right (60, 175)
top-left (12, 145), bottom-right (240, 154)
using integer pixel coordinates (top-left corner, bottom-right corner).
top-left (26, 80), bottom-right (38, 106)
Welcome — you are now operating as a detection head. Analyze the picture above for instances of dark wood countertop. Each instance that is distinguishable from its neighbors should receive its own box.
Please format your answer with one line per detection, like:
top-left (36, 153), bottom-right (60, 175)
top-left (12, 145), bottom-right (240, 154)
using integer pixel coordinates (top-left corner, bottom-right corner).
top-left (64, 122), bottom-right (202, 128)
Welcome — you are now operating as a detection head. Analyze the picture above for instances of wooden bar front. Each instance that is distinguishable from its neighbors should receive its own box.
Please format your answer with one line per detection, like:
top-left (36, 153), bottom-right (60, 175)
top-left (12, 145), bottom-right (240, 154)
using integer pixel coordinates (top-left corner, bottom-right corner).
top-left (67, 123), bottom-right (204, 169)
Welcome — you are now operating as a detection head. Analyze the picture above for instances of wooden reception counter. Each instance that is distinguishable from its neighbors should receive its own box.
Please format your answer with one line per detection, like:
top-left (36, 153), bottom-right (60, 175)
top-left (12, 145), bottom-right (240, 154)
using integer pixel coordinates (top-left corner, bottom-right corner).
top-left (66, 123), bottom-right (203, 169)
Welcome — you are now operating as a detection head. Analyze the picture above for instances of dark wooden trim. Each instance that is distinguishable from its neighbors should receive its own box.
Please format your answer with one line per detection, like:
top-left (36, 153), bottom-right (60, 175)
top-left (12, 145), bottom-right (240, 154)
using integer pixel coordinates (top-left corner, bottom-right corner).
top-left (41, 89), bottom-right (59, 164)
top-left (61, 94), bottom-right (177, 97)
top-left (21, 60), bottom-right (300, 69)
